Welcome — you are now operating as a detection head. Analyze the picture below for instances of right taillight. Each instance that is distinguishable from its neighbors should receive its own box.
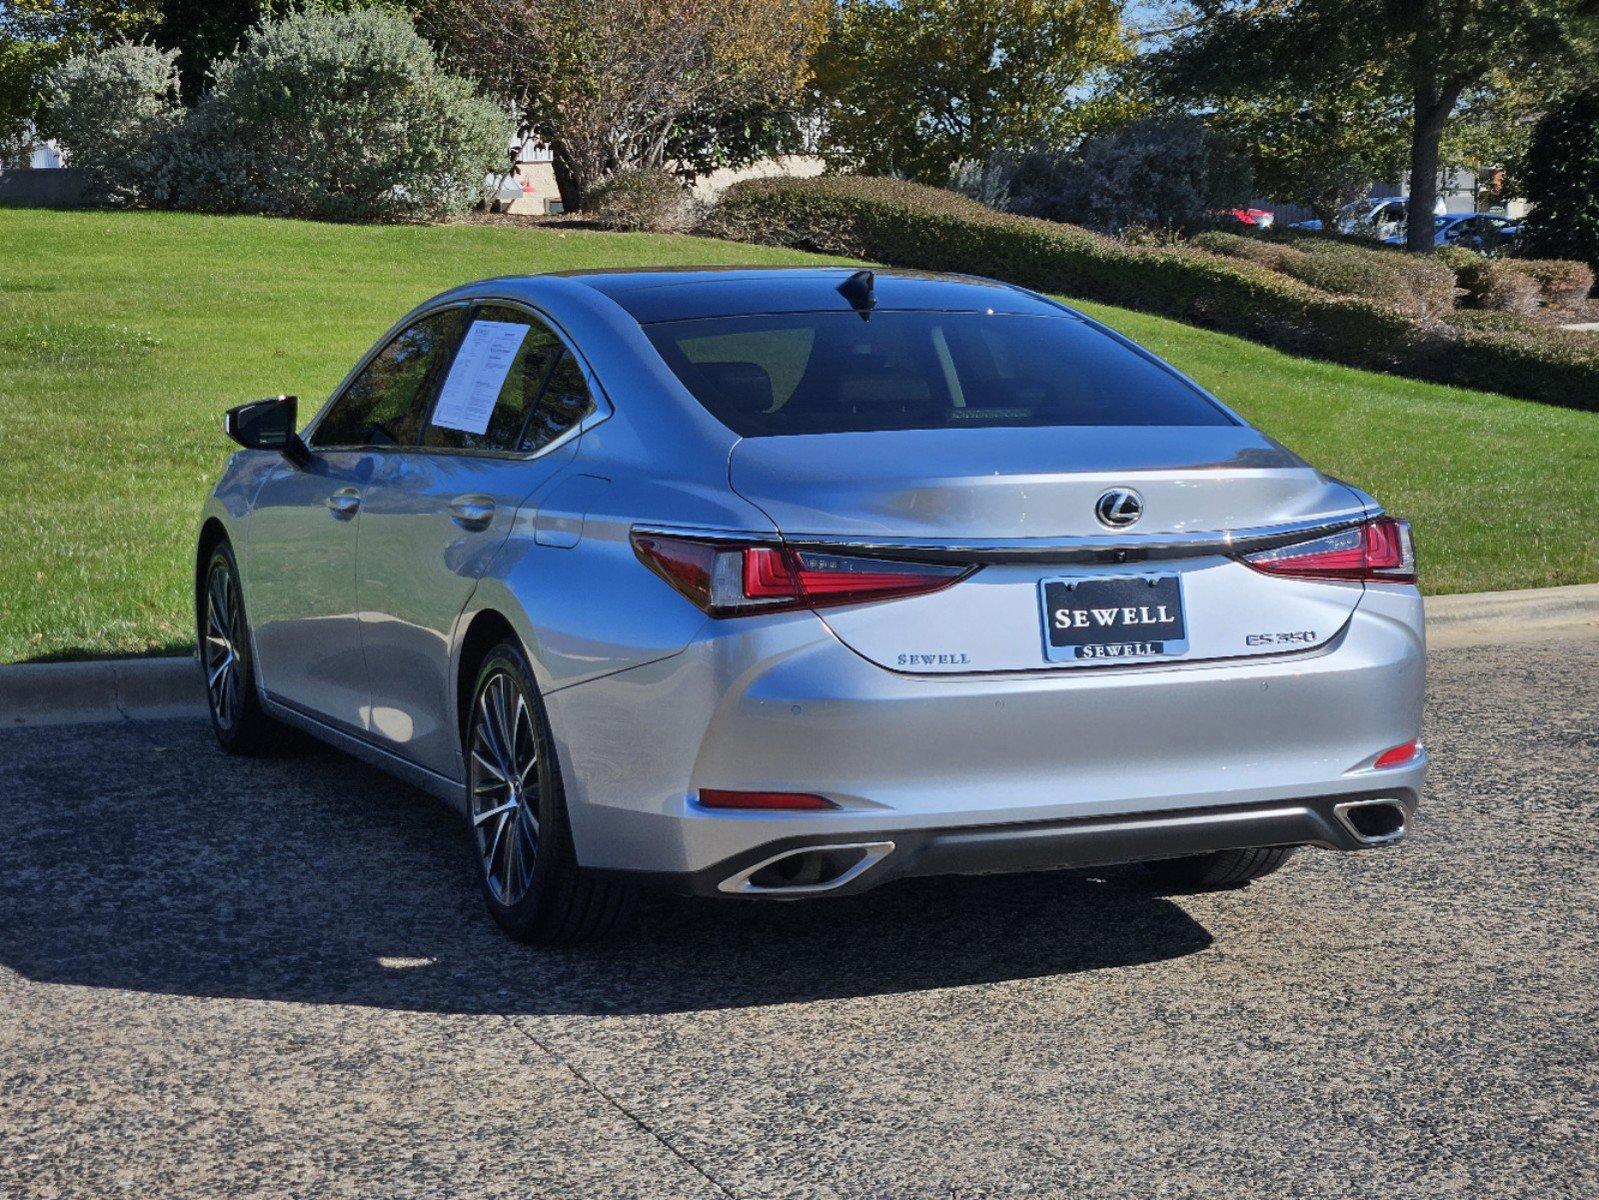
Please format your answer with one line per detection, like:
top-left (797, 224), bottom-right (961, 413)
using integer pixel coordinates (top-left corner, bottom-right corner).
top-left (631, 532), bottom-right (971, 617)
top-left (1242, 516), bottom-right (1416, 584)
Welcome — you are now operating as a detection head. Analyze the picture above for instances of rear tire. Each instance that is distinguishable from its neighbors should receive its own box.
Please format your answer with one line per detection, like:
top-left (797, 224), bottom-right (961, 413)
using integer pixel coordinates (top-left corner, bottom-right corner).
top-left (199, 541), bottom-right (278, 755)
top-left (465, 639), bottom-right (635, 945)
top-left (1141, 846), bottom-right (1297, 890)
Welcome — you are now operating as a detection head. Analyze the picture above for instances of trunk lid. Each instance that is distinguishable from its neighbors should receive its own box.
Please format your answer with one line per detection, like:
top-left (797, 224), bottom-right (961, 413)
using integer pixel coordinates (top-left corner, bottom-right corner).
top-left (728, 427), bottom-right (1371, 674)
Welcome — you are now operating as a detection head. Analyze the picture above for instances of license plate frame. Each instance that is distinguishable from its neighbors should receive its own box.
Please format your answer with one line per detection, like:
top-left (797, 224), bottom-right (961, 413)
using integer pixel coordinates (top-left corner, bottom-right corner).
top-left (1039, 574), bottom-right (1189, 664)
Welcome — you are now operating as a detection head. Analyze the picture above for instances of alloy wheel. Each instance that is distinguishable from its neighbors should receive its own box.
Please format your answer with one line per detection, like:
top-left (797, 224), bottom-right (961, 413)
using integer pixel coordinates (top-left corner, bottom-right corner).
top-left (203, 559), bottom-right (243, 731)
top-left (469, 669), bottom-right (541, 906)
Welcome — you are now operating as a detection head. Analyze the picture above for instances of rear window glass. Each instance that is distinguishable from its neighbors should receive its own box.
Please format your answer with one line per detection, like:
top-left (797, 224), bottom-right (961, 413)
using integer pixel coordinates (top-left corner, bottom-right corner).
top-left (643, 312), bottom-right (1232, 436)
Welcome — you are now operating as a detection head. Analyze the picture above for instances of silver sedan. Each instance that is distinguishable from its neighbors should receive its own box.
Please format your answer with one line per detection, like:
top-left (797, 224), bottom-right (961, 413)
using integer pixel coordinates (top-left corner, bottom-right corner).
top-left (197, 267), bottom-right (1427, 943)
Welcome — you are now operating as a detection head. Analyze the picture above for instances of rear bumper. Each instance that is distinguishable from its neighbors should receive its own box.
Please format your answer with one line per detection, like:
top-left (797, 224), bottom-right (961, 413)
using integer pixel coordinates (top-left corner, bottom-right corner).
top-left (596, 787), bottom-right (1420, 898)
top-left (544, 582), bottom-right (1427, 879)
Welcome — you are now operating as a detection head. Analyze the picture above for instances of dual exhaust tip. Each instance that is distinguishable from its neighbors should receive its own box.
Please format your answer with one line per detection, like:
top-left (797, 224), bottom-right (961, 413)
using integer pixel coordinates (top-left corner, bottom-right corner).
top-left (1333, 797), bottom-right (1410, 846)
top-left (718, 841), bottom-right (895, 896)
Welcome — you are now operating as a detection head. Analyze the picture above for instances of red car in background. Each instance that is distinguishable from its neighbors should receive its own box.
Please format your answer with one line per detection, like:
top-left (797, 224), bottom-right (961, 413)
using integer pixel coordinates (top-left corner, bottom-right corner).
top-left (1219, 207), bottom-right (1275, 229)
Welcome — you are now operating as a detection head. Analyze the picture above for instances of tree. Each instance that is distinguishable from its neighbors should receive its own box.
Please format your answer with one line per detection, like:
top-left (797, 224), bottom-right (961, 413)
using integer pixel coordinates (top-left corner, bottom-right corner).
top-left (1151, 1), bottom-right (1599, 252)
top-left (811, 0), bottom-right (1129, 182)
top-left (145, 0), bottom-right (259, 100)
top-left (0, 0), bottom-right (160, 161)
top-left (417, 0), bottom-right (825, 209)
top-left (1519, 85), bottom-right (1599, 271)
top-left (1207, 75), bottom-right (1409, 228)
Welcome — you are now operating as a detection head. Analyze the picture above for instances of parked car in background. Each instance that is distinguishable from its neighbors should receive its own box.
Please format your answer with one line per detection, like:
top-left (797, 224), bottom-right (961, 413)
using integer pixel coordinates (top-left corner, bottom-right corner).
top-left (1383, 212), bottom-right (1523, 253)
top-left (1288, 195), bottom-right (1449, 239)
top-left (1216, 207), bottom-right (1275, 230)
top-left (197, 267), bottom-right (1426, 944)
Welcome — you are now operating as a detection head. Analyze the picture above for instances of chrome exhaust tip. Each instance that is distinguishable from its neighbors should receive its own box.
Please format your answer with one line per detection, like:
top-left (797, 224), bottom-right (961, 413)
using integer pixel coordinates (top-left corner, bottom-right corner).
top-left (718, 841), bottom-right (895, 896)
top-left (1333, 797), bottom-right (1410, 846)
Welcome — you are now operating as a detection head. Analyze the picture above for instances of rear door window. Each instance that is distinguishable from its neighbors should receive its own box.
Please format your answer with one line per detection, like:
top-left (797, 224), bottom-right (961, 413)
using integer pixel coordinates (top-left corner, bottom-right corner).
top-left (644, 312), bottom-right (1233, 437)
top-left (421, 305), bottom-right (594, 453)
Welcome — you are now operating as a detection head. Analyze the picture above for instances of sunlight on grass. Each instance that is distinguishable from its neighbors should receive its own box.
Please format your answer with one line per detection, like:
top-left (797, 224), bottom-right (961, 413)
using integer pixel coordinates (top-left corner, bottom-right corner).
top-left (0, 207), bottom-right (1594, 661)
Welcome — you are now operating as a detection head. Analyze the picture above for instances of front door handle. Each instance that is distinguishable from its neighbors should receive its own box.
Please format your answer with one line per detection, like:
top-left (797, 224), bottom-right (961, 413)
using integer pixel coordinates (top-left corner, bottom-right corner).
top-left (326, 487), bottom-right (361, 519)
top-left (449, 495), bottom-right (495, 531)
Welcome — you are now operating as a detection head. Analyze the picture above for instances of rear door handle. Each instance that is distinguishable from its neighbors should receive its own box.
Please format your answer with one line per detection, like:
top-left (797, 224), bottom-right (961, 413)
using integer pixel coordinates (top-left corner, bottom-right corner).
top-left (449, 495), bottom-right (495, 531)
top-left (326, 487), bottom-right (361, 518)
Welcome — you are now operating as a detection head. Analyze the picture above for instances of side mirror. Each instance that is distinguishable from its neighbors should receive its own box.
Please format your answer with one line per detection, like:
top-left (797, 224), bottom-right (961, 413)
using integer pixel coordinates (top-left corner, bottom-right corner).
top-left (224, 395), bottom-right (310, 466)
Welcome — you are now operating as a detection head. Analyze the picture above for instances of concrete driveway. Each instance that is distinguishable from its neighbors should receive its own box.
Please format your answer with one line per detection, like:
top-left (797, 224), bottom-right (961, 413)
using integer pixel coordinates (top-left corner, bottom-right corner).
top-left (2, 635), bottom-right (1595, 1199)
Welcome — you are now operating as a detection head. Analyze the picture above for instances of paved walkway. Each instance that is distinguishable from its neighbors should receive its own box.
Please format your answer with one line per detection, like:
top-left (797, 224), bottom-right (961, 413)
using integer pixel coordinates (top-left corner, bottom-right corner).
top-left (3, 635), bottom-right (1596, 1198)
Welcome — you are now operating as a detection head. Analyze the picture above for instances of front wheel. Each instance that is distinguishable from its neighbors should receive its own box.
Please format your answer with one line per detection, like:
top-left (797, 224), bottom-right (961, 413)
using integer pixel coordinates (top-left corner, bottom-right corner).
top-left (465, 640), bottom-right (634, 944)
top-left (1141, 846), bottom-right (1297, 890)
top-left (199, 541), bottom-right (277, 754)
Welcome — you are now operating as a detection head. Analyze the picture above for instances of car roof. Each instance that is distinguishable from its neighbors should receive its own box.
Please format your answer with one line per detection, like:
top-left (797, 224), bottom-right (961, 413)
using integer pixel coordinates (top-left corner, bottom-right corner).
top-left (542, 266), bottom-right (1071, 323)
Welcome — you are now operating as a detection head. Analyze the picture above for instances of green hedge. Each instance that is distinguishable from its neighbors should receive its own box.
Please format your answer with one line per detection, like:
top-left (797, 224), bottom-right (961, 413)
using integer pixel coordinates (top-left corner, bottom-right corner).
top-left (1192, 230), bottom-right (1455, 320)
top-left (706, 175), bottom-right (1599, 413)
top-left (1436, 246), bottom-right (1595, 310)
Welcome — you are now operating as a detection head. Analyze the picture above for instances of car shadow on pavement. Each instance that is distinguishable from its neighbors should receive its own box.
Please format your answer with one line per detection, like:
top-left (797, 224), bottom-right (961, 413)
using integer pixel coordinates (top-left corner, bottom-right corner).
top-left (0, 718), bottom-right (1213, 1015)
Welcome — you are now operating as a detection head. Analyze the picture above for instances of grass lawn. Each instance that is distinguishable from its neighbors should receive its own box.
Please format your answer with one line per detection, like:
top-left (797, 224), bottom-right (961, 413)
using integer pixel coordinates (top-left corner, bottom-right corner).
top-left (1, 207), bottom-right (1595, 662)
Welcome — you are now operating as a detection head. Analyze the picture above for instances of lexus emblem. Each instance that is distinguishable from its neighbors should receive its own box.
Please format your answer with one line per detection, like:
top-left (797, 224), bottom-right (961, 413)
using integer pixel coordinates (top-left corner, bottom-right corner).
top-left (1095, 488), bottom-right (1143, 529)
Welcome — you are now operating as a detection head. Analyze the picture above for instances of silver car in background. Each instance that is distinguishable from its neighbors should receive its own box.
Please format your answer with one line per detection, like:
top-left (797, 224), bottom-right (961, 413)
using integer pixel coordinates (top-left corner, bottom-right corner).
top-left (197, 267), bottom-right (1426, 943)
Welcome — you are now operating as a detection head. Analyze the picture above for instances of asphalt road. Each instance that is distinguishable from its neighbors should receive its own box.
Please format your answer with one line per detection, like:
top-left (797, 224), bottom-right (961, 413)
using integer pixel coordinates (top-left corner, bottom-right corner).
top-left (2, 635), bottom-right (1596, 1200)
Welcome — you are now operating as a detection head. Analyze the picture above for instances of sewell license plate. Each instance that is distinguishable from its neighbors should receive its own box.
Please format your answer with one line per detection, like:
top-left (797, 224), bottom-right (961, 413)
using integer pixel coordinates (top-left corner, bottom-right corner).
top-left (1040, 575), bottom-right (1189, 663)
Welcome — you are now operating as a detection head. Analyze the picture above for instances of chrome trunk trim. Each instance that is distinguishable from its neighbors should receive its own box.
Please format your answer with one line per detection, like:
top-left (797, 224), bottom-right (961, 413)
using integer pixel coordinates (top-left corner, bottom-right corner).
top-left (633, 509), bottom-right (1376, 566)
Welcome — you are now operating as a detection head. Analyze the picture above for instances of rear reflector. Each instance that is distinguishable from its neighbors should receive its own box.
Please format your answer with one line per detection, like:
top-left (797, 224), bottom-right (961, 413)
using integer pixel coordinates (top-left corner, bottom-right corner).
top-left (632, 532), bottom-right (971, 617)
top-left (697, 789), bottom-right (838, 811)
top-left (1242, 516), bottom-right (1416, 584)
top-left (1373, 740), bottom-right (1420, 768)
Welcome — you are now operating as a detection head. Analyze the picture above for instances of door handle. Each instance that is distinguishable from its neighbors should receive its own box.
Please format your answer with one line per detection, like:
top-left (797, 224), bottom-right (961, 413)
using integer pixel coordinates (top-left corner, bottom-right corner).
top-left (449, 495), bottom-right (495, 531)
top-left (326, 487), bottom-right (361, 518)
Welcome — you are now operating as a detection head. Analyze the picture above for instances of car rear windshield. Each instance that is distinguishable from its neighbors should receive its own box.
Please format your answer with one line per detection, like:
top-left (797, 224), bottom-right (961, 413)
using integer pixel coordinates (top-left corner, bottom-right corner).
top-left (643, 311), bottom-right (1233, 436)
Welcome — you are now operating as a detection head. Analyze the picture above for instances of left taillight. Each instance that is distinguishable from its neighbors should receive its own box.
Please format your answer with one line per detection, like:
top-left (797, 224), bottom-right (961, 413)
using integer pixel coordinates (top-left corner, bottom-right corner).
top-left (631, 532), bottom-right (971, 617)
top-left (1241, 516), bottom-right (1416, 584)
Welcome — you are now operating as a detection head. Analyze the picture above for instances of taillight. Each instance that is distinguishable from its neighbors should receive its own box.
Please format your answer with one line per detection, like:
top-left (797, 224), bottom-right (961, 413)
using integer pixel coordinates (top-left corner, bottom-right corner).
top-left (631, 532), bottom-right (971, 616)
top-left (1242, 516), bottom-right (1416, 584)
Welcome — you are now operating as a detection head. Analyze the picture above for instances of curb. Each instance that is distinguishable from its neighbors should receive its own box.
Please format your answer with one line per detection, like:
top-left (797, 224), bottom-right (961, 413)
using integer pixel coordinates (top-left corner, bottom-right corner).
top-left (0, 656), bottom-right (203, 728)
top-left (1424, 583), bottom-right (1599, 647)
top-left (3, 584), bottom-right (1597, 727)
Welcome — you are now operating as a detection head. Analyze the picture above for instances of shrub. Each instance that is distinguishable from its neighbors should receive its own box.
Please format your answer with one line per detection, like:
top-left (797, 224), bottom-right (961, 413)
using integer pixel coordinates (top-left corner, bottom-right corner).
top-left (1451, 255), bottom-right (1541, 314)
top-left (1443, 323), bottom-right (1599, 412)
top-left (947, 157), bottom-right (1011, 211)
top-left (1189, 229), bottom-right (1455, 320)
top-left (707, 174), bottom-right (1599, 413)
top-left (1059, 118), bottom-right (1251, 234)
top-left (1190, 230), bottom-right (1294, 270)
top-left (1519, 86), bottom-right (1599, 273)
top-left (148, 9), bottom-right (509, 221)
top-left (1515, 258), bottom-right (1595, 305)
top-left (1440, 246), bottom-right (1593, 309)
top-left (36, 42), bottom-right (182, 202)
top-left (957, 120), bottom-right (1251, 234)
top-left (582, 168), bottom-right (689, 232)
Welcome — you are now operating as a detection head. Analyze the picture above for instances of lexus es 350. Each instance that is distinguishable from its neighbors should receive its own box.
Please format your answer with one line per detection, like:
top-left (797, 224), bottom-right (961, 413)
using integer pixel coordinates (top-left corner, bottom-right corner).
top-left (197, 267), bottom-right (1426, 943)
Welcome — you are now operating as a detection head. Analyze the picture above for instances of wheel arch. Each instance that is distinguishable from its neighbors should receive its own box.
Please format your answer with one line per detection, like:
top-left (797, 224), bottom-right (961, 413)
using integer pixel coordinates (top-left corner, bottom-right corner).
top-left (195, 517), bottom-right (230, 631)
top-left (454, 607), bottom-right (525, 751)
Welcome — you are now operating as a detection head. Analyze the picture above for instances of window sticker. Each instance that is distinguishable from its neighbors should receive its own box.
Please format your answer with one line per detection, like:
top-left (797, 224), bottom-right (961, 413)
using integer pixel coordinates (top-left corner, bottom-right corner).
top-left (430, 320), bottom-right (530, 435)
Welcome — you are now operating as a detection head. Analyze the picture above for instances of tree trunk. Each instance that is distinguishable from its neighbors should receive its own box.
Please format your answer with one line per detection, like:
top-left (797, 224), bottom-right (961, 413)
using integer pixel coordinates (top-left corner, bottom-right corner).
top-left (1406, 89), bottom-right (1459, 254)
top-left (552, 149), bottom-right (583, 212)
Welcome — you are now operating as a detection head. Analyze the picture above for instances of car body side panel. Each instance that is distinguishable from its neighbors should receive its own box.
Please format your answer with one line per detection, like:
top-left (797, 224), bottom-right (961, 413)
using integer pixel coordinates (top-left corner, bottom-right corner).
top-left (244, 451), bottom-right (376, 733)
top-left (356, 445), bottom-right (577, 777)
